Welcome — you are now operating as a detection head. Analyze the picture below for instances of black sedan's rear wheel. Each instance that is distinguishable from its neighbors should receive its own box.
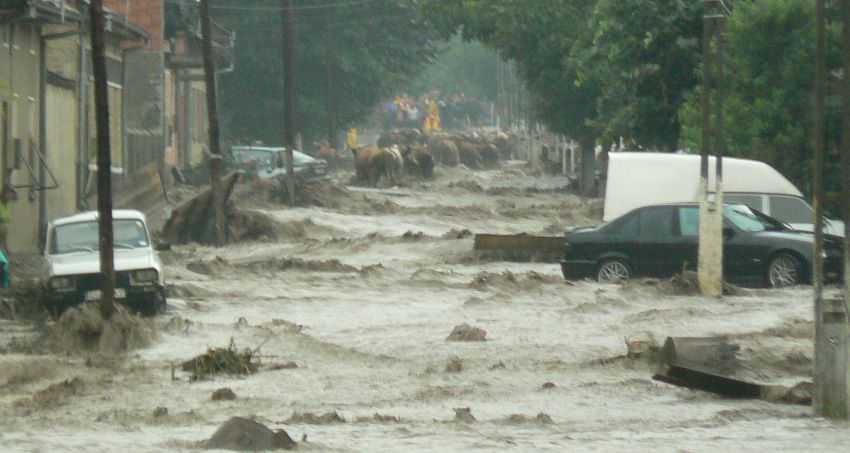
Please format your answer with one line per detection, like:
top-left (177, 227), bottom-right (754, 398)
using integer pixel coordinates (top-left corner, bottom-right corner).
top-left (767, 252), bottom-right (802, 288)
top-left (597, 259), bottom-right (631, 283)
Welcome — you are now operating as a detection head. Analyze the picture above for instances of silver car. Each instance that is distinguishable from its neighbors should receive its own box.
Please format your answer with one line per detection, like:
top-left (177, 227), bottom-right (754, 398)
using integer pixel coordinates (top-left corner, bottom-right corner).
top-left (231, 146), bottom-right (328, 180)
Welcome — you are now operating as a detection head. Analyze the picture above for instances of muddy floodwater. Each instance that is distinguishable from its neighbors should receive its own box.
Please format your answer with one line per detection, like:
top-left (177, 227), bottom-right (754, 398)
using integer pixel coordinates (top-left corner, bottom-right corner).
top-left (1, 164), bottom-right (848, 452)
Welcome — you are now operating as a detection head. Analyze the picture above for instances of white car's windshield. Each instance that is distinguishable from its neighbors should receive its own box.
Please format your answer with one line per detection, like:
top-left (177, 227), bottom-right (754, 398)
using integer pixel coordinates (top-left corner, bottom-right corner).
top-left (50, 220), bottom-right (150, 254)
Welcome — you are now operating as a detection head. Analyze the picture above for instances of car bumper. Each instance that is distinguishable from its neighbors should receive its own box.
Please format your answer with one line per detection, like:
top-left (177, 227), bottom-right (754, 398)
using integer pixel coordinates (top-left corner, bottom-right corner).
top-left (560, 259), bottom-right (596, 280)
top-left (46, 284), bottom-right (163, 313)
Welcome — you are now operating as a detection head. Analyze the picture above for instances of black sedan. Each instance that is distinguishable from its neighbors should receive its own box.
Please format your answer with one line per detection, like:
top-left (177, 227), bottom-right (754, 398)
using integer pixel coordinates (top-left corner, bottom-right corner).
top-left (560, 203), bottom-right (843, 287)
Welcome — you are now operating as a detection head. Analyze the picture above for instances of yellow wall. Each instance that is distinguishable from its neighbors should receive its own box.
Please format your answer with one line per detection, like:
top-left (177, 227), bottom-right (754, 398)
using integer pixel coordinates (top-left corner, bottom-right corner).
top-left (189, 81), bottom-right (207, 167)
top-left (4, 23), bottom-right (41, 253)
top-left (46, 83), bottom-right (78, 220)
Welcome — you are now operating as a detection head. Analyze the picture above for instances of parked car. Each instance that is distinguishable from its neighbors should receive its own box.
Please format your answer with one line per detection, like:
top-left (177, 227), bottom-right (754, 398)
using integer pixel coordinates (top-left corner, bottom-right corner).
top-left (604, 152), bottom-right (844, 236)
top-left (231, 146), bottom-right (328, 180)
top-left (42, 210), bottom-right (166, 317)
top-left (560, 203), bottom-right (843, 288)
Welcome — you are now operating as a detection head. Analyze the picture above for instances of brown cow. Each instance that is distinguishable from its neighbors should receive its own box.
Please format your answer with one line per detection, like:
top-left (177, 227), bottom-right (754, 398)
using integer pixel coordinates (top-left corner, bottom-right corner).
top-left (456, 141), bottom-right (483, 169)
top-left (402, 144), bottom-right (434, 178)
top-left (351, 146), bottom-right (396, 187)
top-left (427, 136), bottom-right (460, 167)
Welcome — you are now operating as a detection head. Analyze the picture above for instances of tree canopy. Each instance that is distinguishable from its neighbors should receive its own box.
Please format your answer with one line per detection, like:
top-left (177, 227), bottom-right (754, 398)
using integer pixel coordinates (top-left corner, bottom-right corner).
top-left (418, 0), bottom-right (703, 149)
top-left (679, 0), bottom-right (843, 205)
top-left (210, 0), bottom-right (440, 146)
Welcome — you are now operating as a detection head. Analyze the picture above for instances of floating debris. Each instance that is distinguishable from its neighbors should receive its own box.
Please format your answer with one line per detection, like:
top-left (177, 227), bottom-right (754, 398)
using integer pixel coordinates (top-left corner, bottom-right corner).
top-left (182, 346), bottom-right (258, 380)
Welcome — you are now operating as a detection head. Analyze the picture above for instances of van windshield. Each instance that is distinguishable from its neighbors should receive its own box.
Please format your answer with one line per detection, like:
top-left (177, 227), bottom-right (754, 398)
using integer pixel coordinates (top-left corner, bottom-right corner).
top-left (769, 196), bottom-right (813, 224)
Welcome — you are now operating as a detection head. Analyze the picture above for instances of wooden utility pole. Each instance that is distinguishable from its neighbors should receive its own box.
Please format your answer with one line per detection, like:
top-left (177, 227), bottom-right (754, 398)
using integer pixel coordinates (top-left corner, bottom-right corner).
top-left (200, 0), bottom-right (225, 245)
top-left (841, 2), bottom-right (850, 416)
top-left (812, 0), bottom-right (850, 420)
top-left (324, 19), bottom-right (337, 149)
top-left (282, 0), bottom-right (297, 206)
top-left (89, 0), bottom-right (115, 317)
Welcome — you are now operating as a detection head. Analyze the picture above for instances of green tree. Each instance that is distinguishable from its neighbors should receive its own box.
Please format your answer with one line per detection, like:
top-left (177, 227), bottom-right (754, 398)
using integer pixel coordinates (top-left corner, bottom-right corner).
top-left (419, 0), bottom-right (599, 147)
top-left (210, 0), bottom-right (439, 146)
top-left (419, 0), bottom-right (703, 151)
top-left (576, 0), bottom-right (702, 150)
top-left (679, 0), bottom-right (842, 204)
top-left (403, 36), bottom-right (500, 101)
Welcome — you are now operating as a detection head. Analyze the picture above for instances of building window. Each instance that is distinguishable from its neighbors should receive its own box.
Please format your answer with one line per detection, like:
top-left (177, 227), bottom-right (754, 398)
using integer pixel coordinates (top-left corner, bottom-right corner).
top-left (13, 138), bottom-right (21, 170)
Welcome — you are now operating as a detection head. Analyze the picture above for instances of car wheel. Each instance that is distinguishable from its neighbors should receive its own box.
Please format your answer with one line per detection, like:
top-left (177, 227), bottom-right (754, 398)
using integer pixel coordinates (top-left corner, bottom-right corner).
top-left (767, 252), bottom-right (802, 288)
top-left (597, 259), bottom-right (631, 283)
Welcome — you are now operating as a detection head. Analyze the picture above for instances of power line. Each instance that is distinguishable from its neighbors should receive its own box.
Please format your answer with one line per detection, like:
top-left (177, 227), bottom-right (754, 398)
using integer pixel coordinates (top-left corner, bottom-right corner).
top-left (165, 0), bottom-right (381, 12)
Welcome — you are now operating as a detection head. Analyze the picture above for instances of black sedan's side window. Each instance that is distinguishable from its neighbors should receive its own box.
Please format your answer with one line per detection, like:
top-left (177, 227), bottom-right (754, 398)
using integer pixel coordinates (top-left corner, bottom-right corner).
top-left (639, 207), bottom-right (674, 239)
top-left (678, 207), bottom-right (700, 237)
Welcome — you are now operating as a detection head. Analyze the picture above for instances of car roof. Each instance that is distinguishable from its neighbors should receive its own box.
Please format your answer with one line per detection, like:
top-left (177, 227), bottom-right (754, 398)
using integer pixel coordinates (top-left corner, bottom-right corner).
top-left (51, 209), bottom-right (147, 227)
top-left (232, 146), bottom-right (306, 155)
top-left (614, 202), bottom-right (756, 218)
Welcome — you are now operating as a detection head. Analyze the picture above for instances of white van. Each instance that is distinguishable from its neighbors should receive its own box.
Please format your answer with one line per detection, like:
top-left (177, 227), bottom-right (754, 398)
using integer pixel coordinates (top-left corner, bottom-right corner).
top-left (604, 152), bottom-right (844, 236)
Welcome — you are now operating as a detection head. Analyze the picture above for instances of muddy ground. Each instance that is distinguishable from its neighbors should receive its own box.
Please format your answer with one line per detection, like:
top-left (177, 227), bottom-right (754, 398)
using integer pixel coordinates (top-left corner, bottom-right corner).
top-left (0, 162), bottom-right (847, 452)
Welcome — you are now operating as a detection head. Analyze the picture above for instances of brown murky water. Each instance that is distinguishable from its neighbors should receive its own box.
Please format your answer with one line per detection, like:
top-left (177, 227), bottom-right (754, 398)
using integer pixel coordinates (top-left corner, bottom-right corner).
top-left (0, 164), bottom-right (844, 452)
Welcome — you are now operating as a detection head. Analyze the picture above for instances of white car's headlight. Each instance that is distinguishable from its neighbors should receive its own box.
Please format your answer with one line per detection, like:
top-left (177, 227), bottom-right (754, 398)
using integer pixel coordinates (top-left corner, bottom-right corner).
top-left (49, 276), bottom-right (75, 290)
top-left (131, 269), bottom-right (159, 284)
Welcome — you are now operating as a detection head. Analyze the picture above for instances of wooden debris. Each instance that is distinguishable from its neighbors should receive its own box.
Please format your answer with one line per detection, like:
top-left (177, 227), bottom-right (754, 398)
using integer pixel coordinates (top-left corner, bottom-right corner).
top-left (181, 346), bottom-right (258, 380)
top-left (161, 171), bottom-right (241, 245)
top-left (473, 233), bottom-right (564, 262)
top-left (653, 336), bottom-right (758, 399)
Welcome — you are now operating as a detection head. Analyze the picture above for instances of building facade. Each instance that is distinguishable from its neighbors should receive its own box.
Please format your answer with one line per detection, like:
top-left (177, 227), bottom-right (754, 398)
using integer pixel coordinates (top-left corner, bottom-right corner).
top-left (0, 0), bottom-right (233, 253)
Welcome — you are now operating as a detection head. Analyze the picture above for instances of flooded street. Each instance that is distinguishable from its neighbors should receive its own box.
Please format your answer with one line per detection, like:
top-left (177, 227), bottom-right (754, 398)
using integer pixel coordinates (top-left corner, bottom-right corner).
top-left (1, 164), bottom-right (847, 452)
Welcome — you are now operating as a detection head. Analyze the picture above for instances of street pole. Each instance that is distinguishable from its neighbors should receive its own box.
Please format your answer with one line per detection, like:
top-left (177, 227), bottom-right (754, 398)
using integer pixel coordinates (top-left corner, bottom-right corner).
top-left (282, 0), bottom-right (297, 206)
top-left (89, 0), bottom-right (115, 318)
top-left (813, 0), bottom-right (850, 419)
top-left (698, 0), bottom-right (723, 297)
top-left (324, 17), bottom-right (337, 150)
top-left (200, 0), bottom-right (225, 245)
top-left (841, 3), bottom-right (850, 416)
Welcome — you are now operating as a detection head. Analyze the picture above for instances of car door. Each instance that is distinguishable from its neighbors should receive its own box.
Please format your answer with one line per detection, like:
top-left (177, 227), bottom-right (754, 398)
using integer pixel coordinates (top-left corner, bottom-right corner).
top-left (673, 206), bottom-right (700, 271)
top-left (636, 206), bottom-right (678, 277)
top-left (597, 209), bottom-right (641, 263)
top-left (721, 206), bottom-right (766, 285)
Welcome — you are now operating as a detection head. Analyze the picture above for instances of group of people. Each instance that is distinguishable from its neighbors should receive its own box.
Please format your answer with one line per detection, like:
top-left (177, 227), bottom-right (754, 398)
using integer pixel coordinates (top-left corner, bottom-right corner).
top-left (379, 93), bottom-right (493, 131)
top-left (380, 95), bottom-right (429, 130)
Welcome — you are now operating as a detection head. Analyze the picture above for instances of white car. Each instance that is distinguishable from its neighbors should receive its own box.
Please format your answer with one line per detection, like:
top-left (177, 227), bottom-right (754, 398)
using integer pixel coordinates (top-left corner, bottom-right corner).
top-left (231, 146), bottom-right (329, 180)
top-left (43, 210), bottom-right (166, 317)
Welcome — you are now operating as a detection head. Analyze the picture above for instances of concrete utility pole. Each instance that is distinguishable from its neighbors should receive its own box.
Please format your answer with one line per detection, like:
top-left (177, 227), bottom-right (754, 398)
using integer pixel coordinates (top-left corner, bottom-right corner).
top-left (200, 0), bottom-right (225, 245)
top-left (698, 0), bottom-right (728, 297)
top-left (89, 0), bottom-right (116, 318)
top-left (812, 0), bottom-right (850, 420)
top-left (282, 0), bottom-right (297, 206)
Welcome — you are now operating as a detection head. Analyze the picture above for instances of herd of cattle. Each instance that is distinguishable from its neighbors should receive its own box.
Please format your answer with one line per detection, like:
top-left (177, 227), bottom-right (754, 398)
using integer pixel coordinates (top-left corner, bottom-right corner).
top-left (349, 129), bottom-right (517, 186)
